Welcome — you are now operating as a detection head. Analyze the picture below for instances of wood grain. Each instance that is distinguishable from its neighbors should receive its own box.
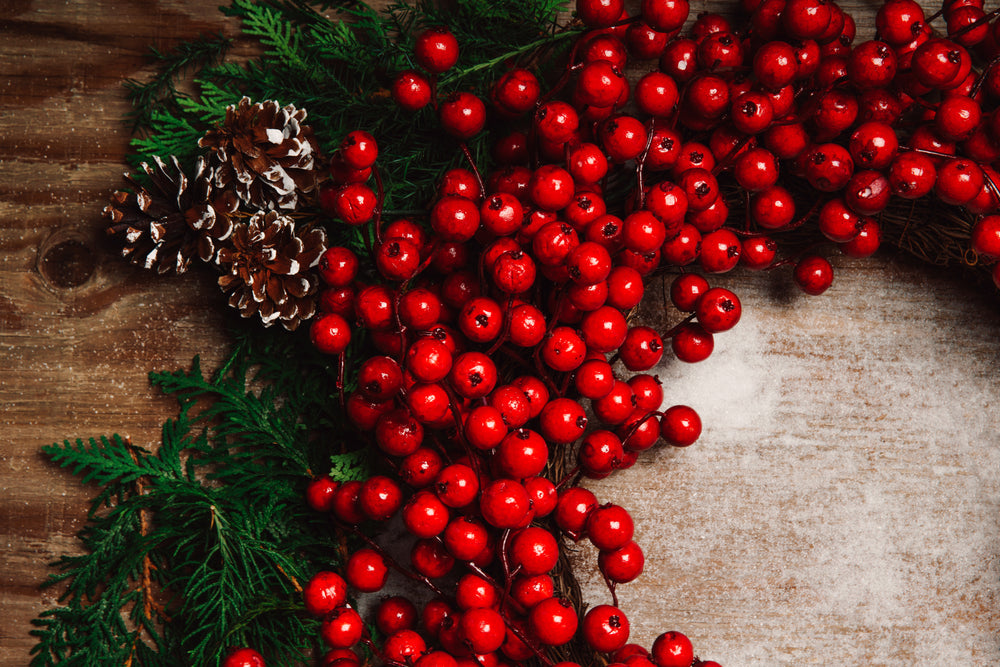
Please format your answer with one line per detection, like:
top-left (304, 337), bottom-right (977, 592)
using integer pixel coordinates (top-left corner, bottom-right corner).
top-left (0, 2), bottom-right (236, 663)
top-left (1, 1), bottom-right (998, 666)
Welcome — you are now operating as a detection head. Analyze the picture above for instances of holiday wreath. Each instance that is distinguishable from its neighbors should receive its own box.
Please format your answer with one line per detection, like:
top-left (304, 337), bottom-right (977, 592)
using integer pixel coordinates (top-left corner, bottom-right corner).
top-left (26, 0), bottom-right (1000, 665)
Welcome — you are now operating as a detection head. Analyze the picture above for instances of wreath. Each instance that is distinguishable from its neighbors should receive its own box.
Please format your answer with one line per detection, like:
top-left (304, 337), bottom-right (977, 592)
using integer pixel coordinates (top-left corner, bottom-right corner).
top-left (29, 1), bottom-right (1000, 666)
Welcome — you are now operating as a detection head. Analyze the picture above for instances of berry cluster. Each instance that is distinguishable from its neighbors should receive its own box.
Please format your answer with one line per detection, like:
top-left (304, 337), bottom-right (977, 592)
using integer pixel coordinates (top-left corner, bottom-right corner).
top-left (222, 0), bottom-right (1000, 663)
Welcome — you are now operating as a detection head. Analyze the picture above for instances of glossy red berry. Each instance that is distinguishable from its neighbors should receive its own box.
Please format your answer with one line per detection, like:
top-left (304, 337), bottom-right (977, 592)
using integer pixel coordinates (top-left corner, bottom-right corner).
top-left (480, 479), bottom-right (532, 529)
top-left (642, 0), bottom-right (690, 33)
top-left (440, 92), bottom-right (487, 140)
top-left (403, 491), bottom-right (450, 538)
top-left (660, 405), bottom-right (702, 446)
top-left (310, 314), bottom-right (351, 354)
top-left (579, 429), bottom-right (626, 477)
top-left (411, 538), bottom-right (455, 579)
top-left (651, 631), bottom-right (694, 667)
top-left (793, 255), bottom-right (834, 295)
top-left (599, 540), bottom-right (645, 583)
top-left (414, 27), bottom-right (459, 73)
top-left (497, 428), bottom-right (550, 477)
top-left (971, 215), bottom-right (1000, 260)
top-left (223, 648), bottom-right (266, 667)
top-left (529, 596), bottom-right (579, 646)
top-left (582, 605), bottom-right (631, 654)
top-left (393, 70), bottom-right (433, 111)
top-left (510, 526), bottom-right (560, 575)
top-left (358, 475), bottom-right (404, 521)
top-left (670, 273), bottom-right (709, 312)
top-left (671, 322), bottom-right (714, 362)
top-left (321, 607), bottom-right (365, 649)
top-left (695, 287), bottom-right (741, 333)
top-left (493, 68), bottom-right (541, 115)
top-left (586, 504), bottom-right (634, 550)
top-left (619, 326), bottom-right (664, 371)
top-left (699, 229), bottom-right (741, 273)
top-left (304, 571), bottom-right (348, 617)
top-left (305, 475), bottom-right (339, 513)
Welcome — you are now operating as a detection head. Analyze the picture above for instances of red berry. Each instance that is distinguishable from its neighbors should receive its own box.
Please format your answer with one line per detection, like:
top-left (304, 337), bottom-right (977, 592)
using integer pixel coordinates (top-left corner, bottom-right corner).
top-left (414, 27), bottom-right (459, 73)
top-left (695, 287), bottom-right (741, 333)
top-left (510, 526), bottom-right (560, 575)
top-left (660, 405), bottom-right (702, 446)
top-left (223, 648), bottom-right (266, 667)
top-left (586, 504), bottom-right (634, 550)
top-left (599, 540), bottom-right (645, 583)
top-left (577, 0), bottom-right (626, 27)
top-left (493, 68), bottom-right (541, 114)
top-left (393, 70), bottom-right (433, 111)
top-left (321, 607), bottom-right (365, 648)
top-left (538, 398), bottom-right (589, 445)
top-left (497, 428), bottom-right (550, 477)
top-left (671, 322), bottom-right (714, 362)
top-left (529, 597), bottom-right (579, 646)
top-left (411, 538), bottom-right (455, 579)
top-left (479, 479), bottom-right (532, 529)
top-left (582, 605), bottom-right (631, 653)
top-left (971, 215), bottom-right (1000, 259)
top-left (642, 0), bottom-right (690, 33)
top-left (439, 92), bottom-right (487, 140)
top-left (303, 571), bottom-right (348, 617)
top-left (310, 314), bottom-right (351, 354)
top-left (793, 255), bottom-right (834, 295)
top-left (619, 326), bottom-right (664, 371)
top-left (306, 475), bottom-right (339, 513)
top-left (554, 487), bottom-right (599, 536)
top-left (651, 631), bottom-right (694, 667)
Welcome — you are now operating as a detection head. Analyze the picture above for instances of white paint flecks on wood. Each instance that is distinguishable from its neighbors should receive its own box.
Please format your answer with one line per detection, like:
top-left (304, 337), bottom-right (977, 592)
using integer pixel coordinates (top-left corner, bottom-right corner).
top-left (578, 257), bottom-right (1000, 665)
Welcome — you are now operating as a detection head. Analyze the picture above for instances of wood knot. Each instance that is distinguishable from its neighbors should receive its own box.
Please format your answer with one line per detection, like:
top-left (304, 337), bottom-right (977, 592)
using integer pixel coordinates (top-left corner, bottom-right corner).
top-left (37, 230), bottom-right (96, 289)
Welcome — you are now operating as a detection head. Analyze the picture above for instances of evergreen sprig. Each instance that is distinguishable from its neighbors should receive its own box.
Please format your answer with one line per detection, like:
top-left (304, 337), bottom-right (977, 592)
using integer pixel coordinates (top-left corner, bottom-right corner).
top-left (127, 0), bottom-right (579, 204)
top-left (36, 2), bottom-right (581, 664)
top-left (31, 329), bottom-right (358, 667)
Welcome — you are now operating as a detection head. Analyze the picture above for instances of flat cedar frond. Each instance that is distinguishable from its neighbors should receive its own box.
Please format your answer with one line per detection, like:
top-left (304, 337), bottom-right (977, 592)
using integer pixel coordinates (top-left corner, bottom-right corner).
top-left (35, 333), bottom-right (345, 666)
top-left (124, 34), bottom-right (231, 132)
top-left (43, 436), bottom-right (168, 488)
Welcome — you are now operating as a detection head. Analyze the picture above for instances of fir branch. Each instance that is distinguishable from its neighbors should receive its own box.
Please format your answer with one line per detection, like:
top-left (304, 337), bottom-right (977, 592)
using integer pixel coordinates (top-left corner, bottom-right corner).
top-left (124, 34), bottom-right (231, 132)
top-left (33, 333), bottom-right (347, 666)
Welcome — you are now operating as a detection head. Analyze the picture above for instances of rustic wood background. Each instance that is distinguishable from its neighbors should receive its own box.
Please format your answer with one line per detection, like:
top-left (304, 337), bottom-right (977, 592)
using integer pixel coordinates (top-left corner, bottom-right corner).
top-left (1, 1), bottom-right (998, 666)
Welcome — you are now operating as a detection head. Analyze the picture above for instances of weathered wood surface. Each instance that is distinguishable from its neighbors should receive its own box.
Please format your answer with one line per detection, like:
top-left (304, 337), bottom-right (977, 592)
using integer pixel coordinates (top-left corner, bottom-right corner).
top-left (0, 1), bottom-right (998, 666)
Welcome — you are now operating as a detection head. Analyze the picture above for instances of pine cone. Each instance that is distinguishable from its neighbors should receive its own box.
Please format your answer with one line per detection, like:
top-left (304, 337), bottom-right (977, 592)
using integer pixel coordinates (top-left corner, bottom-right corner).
top-left (104, 156), bottom-right (238, 274)
top-left (216, 211), bottom-right (327, 330)
top-left (200, 97), bottom-right (320, 211)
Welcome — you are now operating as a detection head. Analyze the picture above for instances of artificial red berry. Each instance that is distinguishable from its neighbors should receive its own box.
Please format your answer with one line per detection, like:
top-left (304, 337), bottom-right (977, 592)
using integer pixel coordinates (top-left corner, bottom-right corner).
top-left (411, 538), bottom-right (455, 579)
top-left (393, 70), bottom-right (433, 110)
top-left (311, 314), bottom-right (351, 354)
top-left (306, 475), bottom-right (339, 513)
top-left (586, 503), bottom-right (634, 550)
top-left (510, 526), bottom-right (560, 575)
top-left (223, 648), bottom-right (266, 667)
top-left (577, 0), bottom-right (626, 27)
top-left (695, 287), bottom-right (741, 333)
top-left (304, 571), bottom-right (348, 617)
top-left (793, 255), bottom-right (834, 295)
top-left (414, 27), bottom-right (459, 73)
top-left (651, 631), bottom-right (694, 667)
top-left (440, 92), bottom-right (487, 140)
top-left (321, 606), bottom-right (365, 649)
top-left (582, 605), bottom-right (631, 654)
top-left (529, 596), bottom-right (579, 646)
top-left (671, 322), bottom-right (714, 362)
top-left (479, 479), bottom-right (532, 529)
top-left (599, 540), bottom-right (645, 583)
top-left (660, 405), bottom-right (702, 446)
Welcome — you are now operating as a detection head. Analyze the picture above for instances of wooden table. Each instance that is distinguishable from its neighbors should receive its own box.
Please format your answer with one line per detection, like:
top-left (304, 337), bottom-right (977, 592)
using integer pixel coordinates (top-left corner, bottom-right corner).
top-left (1, 1), bottom-right (998, 666)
